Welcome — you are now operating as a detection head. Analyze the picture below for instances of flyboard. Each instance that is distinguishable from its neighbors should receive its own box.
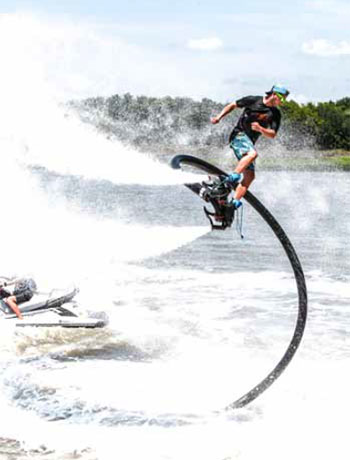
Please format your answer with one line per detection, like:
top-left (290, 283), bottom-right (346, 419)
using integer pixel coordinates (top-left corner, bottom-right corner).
top-left (171, 154), bottom-right (308, 409)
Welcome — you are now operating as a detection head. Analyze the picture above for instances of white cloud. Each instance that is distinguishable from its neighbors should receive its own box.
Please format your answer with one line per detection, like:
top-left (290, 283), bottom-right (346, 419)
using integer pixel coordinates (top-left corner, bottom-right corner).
top-left (302, 39), bottom-right (350, 56)
top-left (187, 37), bottom-right (223, 51)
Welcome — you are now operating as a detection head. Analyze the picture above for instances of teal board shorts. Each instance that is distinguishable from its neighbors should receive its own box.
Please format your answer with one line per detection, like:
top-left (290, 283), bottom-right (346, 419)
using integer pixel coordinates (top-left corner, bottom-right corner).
top-left (229, 133), bottom-right (256, 171)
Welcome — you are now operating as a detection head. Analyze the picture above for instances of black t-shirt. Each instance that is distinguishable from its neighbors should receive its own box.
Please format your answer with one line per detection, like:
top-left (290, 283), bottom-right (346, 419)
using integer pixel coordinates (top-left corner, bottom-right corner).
top-left (229, 95), bottom-right (281, 144)
top-left (0, 287), bottom-right (11, 299)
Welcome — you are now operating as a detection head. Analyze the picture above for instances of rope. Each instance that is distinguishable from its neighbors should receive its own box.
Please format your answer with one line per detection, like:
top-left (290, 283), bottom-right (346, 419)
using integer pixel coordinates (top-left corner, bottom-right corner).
top-left (235, 203), bottom-right (244, 239)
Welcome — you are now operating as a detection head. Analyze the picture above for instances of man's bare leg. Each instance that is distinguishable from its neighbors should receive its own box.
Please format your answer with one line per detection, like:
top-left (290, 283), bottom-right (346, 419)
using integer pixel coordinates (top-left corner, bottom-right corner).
top-left (234, 151), bottom-right (257, 174)
top-left (234, 169), bottom-right (255, 201)
top-left (227, 151), bottom-right (256, 205)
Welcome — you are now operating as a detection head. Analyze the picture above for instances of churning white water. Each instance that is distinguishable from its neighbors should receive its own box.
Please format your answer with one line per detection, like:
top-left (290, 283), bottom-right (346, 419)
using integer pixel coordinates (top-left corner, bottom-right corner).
top-left (0, 12), bottom-right (349, 460)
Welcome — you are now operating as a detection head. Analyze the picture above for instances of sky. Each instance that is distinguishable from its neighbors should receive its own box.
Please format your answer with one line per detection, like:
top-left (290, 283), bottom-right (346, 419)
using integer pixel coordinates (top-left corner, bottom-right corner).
top-left (1, 0), bottom-right (350, 103)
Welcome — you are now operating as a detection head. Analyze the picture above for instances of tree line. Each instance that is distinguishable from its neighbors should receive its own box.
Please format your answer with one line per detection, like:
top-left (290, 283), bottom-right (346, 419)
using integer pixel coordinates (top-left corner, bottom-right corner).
top-left (72, 94), bottom-right (350, 151)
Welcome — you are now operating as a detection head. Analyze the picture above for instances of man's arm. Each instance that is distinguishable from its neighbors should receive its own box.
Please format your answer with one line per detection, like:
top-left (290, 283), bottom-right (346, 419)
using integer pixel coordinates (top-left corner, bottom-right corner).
top-left (211, 102), bottom-right (237, 124)
top-left (251, 122), bottom-right (277, 139)
top-left (5, 296), bottom-right (23, 319)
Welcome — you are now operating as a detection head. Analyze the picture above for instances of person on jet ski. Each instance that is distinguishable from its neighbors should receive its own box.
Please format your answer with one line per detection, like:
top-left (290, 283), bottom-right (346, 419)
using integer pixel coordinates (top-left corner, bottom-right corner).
top-left (0, 278), bottom-right (37, 319)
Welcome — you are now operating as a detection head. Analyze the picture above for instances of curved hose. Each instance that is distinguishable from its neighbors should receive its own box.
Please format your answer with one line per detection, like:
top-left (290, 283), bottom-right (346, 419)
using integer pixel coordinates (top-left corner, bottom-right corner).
top-left (171, 154), bottom-right (308, 409)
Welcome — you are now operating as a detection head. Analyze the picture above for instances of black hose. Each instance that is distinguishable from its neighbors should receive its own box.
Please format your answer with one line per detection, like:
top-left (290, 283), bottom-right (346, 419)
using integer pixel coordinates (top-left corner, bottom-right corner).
top-left (171, 154), bottom-right (308, 409)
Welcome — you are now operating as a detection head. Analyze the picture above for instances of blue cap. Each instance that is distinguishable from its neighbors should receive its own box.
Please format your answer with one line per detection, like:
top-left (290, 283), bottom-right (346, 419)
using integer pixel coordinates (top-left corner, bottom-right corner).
top-left (269, 85), bottom-right (290, 97)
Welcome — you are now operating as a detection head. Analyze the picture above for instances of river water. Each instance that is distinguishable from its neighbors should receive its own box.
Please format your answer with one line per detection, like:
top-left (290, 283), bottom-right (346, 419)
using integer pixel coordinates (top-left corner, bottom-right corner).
top-left (0, 124), bottom-right (349, 459)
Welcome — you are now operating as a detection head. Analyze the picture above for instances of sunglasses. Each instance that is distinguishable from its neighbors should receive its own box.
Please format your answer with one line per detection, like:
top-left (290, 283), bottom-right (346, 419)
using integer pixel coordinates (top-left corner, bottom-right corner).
top-left (274, 92), bottom-right (287, 103)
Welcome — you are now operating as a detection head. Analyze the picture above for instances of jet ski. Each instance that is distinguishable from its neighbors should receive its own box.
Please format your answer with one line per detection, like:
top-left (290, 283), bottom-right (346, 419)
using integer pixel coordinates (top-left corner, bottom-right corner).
top-left (0, 285), bottom-right (107, 329)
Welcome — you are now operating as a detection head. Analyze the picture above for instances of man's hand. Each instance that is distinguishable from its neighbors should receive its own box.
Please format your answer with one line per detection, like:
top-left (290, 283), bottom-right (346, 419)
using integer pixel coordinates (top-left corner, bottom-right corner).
top-left (210, 102), bottom-right (237, 125)
top-left (251, 122), bottom-right (262, 132)
top-left (210, 116), bottom-right (220, 124)
top-left (251, 122), bottom-right (276, 138)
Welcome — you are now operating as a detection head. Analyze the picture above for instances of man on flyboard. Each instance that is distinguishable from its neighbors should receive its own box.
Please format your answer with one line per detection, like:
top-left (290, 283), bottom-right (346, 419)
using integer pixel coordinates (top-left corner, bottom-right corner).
top-left (211, 85), bottom-right (290, 209)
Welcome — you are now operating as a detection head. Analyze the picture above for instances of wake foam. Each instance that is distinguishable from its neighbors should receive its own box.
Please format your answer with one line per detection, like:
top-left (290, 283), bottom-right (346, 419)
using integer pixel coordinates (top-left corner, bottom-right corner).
top-left (0, 13), bottom-right (200, 187)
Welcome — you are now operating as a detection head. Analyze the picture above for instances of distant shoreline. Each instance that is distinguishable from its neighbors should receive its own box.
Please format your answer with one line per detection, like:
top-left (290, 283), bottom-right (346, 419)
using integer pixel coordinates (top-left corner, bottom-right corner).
top-left (262, 150), bottom-right (350, 171)
top-left (72, 94), bottom-right (350, 171)
top-left (318, 150), bottom-right (350, 170)
top-left (144, 144), bottom-right (350, 171)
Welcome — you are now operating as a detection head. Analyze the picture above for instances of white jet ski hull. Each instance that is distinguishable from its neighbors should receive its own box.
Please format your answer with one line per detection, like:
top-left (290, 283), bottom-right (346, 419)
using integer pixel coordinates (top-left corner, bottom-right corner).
top-left (1, 287), bottom-right (108, 329)
top-left (15, 317), bottom-right (106, 328)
